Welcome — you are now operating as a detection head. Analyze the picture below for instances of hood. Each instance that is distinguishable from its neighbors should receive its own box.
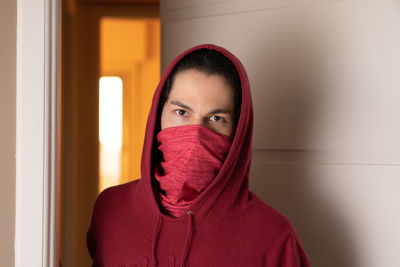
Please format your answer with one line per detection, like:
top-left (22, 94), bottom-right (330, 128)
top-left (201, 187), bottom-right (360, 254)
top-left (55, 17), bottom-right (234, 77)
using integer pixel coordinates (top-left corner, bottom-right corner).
top-left (140, 44), bottom-right (253, 224)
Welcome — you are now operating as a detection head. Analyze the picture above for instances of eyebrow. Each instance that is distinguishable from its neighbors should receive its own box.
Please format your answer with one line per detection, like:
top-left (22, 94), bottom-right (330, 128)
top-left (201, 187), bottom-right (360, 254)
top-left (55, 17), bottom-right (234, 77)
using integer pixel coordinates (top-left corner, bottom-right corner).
top-left (206, 108), bottom-right (232, 116)
top-left (170, 100), bottom-right (232, 115)
top-left (170, 100), bottom-right (193, 112)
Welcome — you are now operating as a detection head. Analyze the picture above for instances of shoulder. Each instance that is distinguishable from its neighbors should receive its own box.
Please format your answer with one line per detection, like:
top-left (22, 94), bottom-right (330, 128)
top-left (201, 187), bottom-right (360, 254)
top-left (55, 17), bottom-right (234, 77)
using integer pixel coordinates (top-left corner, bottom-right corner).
top-left (245, 192), bottom-right (295, 233)
top-left (241, 193), bottom-right (310, 265)
top-left (233, 192), bottom-right (305, 248)
top-left (97, 179), bottom-right (140, 200)
top-left (87, 180), bottom-right (142, 260)
top-left (91, 179), bottom-right (141, 216)
top-left (88, 179), bottom-right (143, 233)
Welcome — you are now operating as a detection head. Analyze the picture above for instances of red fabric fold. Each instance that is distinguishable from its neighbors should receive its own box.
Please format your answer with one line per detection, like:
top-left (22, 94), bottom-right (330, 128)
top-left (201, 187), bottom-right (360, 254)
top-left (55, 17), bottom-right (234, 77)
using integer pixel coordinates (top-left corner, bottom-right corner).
top-left (154, 125), bottom-right (231, 217)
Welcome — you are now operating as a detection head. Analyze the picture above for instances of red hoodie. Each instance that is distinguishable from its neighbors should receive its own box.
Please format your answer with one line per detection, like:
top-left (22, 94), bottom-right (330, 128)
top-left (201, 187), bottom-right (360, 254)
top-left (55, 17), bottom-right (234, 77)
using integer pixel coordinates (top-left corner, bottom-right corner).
top-left (87, 44), bottom-right (310, 267)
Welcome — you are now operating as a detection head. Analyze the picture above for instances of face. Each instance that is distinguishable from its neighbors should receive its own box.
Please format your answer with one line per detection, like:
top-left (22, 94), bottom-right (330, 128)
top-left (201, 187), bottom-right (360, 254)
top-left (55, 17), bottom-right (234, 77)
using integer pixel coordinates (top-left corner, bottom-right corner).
top-left (161, 69), bottom-right (236, 139)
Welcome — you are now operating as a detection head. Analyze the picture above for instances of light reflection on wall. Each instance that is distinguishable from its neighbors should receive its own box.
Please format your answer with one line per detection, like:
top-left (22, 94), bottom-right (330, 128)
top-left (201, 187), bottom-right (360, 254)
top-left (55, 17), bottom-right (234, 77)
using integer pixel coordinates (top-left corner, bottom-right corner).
top-left (99, 76), bottom-right (123, 192)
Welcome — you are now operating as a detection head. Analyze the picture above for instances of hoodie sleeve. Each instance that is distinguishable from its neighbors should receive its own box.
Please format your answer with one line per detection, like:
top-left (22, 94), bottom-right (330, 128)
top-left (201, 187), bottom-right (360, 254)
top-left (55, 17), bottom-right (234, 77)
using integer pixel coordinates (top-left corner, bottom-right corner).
top-left (265, 231), bottom-right (310, 267)
top-left (281, 231), bottom-right (310, 267)
top-left (86, 198), bottom-right (99, 260)
top-left (86, 188), bottom-right (110, 261)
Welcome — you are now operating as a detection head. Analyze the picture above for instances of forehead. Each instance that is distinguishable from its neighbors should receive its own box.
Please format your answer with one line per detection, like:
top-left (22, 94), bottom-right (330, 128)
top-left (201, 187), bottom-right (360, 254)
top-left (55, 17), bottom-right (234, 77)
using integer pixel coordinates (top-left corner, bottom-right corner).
top-left (168, 69), bottom-right (235, 108)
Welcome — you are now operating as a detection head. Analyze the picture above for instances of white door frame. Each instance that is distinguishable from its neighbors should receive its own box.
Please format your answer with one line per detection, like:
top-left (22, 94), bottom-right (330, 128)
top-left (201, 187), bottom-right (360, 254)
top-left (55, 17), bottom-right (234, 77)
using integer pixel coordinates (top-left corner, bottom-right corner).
top-left (16, 0), bottom-right (60, 266)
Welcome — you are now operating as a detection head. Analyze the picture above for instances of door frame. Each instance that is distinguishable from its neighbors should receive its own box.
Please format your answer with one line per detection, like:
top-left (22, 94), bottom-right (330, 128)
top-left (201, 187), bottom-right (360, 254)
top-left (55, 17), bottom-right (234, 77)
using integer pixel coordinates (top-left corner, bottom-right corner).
top-left (15, 0), bottom-right (61, 266)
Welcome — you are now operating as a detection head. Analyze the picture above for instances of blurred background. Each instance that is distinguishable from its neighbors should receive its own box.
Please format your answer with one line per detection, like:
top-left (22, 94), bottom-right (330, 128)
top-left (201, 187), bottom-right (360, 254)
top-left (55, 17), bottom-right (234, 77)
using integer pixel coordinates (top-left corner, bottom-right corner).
top-left (61, 0), bottom-right (160, 265)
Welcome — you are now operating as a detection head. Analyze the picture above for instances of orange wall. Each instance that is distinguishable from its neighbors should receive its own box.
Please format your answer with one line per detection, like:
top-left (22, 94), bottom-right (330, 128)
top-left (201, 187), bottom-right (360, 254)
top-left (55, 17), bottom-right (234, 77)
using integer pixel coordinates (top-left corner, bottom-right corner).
top-left (100, 18), bottom-right (160, 189)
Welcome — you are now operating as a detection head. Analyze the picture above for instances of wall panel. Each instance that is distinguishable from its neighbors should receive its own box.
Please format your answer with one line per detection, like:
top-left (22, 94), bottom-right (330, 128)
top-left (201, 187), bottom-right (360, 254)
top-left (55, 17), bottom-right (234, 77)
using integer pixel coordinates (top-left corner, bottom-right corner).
top-left (161, 1), bottom-right (400, 266)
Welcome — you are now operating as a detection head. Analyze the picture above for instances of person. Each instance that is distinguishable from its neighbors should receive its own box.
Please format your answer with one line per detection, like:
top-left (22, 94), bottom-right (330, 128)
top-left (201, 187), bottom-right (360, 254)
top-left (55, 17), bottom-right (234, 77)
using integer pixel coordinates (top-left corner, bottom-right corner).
top-left (87, 44), bottom-right (310, 267)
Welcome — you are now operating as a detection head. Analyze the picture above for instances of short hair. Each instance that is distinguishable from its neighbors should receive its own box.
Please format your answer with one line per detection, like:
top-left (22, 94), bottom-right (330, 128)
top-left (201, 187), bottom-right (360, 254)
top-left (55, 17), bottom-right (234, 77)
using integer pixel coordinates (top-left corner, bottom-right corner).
top-left (157, 49), bottom-right (242, 132)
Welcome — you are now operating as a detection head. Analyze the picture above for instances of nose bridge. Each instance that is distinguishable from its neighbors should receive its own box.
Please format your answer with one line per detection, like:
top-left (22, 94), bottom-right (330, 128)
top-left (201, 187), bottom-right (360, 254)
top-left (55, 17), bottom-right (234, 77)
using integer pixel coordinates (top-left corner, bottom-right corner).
top-left (191, 114), bottom-right (207, 128)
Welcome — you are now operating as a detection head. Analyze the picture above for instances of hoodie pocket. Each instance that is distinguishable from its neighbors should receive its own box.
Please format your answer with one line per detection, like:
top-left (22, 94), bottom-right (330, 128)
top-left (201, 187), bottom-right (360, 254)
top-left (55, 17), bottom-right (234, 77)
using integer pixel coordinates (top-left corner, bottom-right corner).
top-left (168, 255), bottom-right (175, 267)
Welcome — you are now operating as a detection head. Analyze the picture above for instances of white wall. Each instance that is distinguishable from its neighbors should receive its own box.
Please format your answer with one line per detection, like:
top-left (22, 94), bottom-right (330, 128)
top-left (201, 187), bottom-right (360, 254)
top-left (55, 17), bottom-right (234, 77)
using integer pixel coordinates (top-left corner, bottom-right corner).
top-left (161, 1), bottom-right (400, 266)
top-left (0, 0), bottom-right (17, 266)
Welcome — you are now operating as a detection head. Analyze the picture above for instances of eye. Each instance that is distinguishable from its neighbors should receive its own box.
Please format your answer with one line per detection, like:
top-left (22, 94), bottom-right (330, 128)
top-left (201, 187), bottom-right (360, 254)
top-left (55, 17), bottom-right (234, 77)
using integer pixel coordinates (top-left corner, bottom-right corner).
top-left (210, 115), bottom-right (225, 123)
top-left (175, 109), bottom-right (187, 116)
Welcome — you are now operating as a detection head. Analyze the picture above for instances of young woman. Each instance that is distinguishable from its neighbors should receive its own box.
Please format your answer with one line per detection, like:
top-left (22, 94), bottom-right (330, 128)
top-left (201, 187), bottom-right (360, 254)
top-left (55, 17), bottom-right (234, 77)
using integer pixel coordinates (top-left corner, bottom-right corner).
top-left (87, 44), bottom-right (310, 267)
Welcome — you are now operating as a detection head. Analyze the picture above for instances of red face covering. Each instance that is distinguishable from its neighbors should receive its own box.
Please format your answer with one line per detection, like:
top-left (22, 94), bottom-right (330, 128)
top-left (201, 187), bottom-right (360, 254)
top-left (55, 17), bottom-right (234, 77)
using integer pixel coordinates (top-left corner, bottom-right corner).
top-left (154, 125), bottom-right (232, 217)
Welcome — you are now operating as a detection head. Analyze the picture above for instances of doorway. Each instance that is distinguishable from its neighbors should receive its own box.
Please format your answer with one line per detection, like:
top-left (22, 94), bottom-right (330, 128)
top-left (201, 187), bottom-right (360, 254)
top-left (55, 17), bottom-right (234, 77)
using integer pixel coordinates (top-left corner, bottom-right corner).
top-left (61, 1), bottom-right (159, 266)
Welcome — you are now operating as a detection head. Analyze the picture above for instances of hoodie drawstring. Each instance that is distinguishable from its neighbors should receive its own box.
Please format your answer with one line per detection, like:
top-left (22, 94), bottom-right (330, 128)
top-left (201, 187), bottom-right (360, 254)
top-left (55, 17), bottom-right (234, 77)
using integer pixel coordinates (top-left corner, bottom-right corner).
top-left (152, 214), bottom-right (162, 265)
top-left (181, 211), bottom-right (194, 267)
top-left (151, 211), bottom-right (194, 267)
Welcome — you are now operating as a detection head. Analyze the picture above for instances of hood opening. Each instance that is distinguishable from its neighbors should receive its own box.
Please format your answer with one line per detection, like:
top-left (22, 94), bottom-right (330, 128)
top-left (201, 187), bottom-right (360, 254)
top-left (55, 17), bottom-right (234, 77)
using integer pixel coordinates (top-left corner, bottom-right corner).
top-left (141, 44), bottom-right (253, 223)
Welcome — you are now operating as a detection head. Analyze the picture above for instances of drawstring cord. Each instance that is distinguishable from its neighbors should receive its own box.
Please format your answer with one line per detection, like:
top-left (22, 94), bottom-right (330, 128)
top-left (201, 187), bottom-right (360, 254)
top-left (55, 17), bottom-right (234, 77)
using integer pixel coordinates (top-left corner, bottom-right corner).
top-left (151, 211), bottom-right (194, 267)
top-left (152, 214), bottom-right (162, 265)
top-left (181, 211), bottom-right (194, 267)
